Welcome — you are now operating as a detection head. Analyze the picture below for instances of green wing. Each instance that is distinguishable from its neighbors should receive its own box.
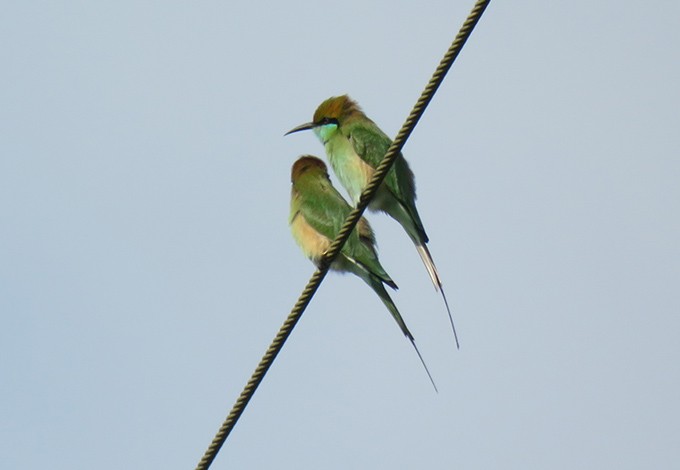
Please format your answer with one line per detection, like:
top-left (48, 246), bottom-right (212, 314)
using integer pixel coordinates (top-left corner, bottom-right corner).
top-left (347, 123), bottom-right (426, 239)
top-left (299, 178), bottom-right (394, 285)
top-left (297, 178), bottom-right (352, 242)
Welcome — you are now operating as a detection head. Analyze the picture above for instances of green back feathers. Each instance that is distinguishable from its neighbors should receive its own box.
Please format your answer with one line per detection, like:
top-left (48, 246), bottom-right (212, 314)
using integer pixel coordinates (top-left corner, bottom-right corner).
top-left (344, 122), bottom-right (427, 242)
top-left (291, 157), bottom-right (354, 242)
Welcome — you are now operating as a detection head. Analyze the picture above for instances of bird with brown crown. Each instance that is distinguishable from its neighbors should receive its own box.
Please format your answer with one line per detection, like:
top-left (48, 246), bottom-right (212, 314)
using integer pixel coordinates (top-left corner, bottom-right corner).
top-left (286, 96), bottom-right (459, 348)
top-left (289, 155), bottom-right (437, 390)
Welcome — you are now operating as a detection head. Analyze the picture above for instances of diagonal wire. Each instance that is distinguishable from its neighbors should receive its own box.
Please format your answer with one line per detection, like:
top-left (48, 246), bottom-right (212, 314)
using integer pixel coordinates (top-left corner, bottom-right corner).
top-left (195, 1), bottom-right (490, 468)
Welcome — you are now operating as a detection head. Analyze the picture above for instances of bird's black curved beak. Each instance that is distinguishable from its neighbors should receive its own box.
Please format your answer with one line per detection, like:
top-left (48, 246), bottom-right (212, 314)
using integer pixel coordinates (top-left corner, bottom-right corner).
top-left (284, 122), bottom-right (315, 136)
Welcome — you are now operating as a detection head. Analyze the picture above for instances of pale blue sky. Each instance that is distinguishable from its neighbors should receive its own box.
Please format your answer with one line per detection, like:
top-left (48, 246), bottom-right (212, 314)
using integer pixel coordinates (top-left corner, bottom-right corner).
top-left (2, 1), bottom-right (679, 468)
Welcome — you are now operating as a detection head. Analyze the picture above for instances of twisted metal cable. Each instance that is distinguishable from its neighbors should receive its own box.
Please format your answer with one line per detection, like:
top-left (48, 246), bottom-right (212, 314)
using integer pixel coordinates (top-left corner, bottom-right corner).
top-left (195, 1), bottom-right (490, 468)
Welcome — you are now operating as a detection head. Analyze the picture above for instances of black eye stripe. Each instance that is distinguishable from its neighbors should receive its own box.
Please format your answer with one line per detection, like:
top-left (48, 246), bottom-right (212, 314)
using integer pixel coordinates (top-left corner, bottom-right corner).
top-left (319, 117), bottom-right (339, 126)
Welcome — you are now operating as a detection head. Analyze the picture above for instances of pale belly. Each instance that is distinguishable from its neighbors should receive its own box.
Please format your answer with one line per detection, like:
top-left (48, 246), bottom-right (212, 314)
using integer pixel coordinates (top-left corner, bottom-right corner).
top-left (326, 140), bottom-right (393, 212)
top-left (326, 140), bottom-right (375, 205)
top-left (290, 212), bottom-right (330, 262)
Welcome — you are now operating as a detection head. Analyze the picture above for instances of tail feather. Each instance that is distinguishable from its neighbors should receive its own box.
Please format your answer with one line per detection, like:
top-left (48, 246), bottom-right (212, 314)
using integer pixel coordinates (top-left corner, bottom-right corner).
top-left (407, 336), bottom-right (438, 393)
top-left (416, 244), bottom-right (460, 349)
top-left (416, 243), bottom-right (442, 290)
top-left (367, 276), bottom-right (438, 392)
top-left (367, 275), bottom-right (412, 339)
top-left (438, 282), bottom-right (460, 350)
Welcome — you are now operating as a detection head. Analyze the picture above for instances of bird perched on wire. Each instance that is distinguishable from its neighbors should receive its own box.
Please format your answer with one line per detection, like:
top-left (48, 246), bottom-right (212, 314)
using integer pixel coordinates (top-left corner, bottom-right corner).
top-left (286, 95), bottom-right (459, 348)
top-left (289, 155), bottom-right (436, 391)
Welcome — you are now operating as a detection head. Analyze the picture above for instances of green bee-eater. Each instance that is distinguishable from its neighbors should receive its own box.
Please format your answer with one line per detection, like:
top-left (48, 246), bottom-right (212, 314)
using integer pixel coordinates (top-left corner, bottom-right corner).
top-left (286, 95), bottom-right (459, 348)
top-left (289, 155), bottom-right (436, 390)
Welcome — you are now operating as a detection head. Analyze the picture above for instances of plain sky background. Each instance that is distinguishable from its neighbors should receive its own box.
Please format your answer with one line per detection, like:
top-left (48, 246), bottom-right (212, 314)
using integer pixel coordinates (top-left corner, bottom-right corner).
top-left (2, 1), bottom-right (679, 468)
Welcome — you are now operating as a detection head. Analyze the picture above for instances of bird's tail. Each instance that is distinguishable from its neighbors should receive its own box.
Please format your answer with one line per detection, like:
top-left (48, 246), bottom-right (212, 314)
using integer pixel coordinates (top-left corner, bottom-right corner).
top-left (416, 243), bottom-right (442, 290)
top-left (365, 275), bottom-right (438, 392)
top-left (416, 243), bottom-right (460, 350)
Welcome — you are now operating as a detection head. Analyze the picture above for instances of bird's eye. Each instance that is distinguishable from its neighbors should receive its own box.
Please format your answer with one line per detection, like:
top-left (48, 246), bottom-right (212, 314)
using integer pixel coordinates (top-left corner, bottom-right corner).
top-left (319, 117), bottom-right (339, 126)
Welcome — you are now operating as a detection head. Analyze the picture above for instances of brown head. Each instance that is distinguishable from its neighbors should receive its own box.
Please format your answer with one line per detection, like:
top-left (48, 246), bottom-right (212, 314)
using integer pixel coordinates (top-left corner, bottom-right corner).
top-left (290, 155), bottom-right (329, 183)
top-left (285, 95), bottom-right (366, 136)
top-left (312, 95), bottom-right (364, 125)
